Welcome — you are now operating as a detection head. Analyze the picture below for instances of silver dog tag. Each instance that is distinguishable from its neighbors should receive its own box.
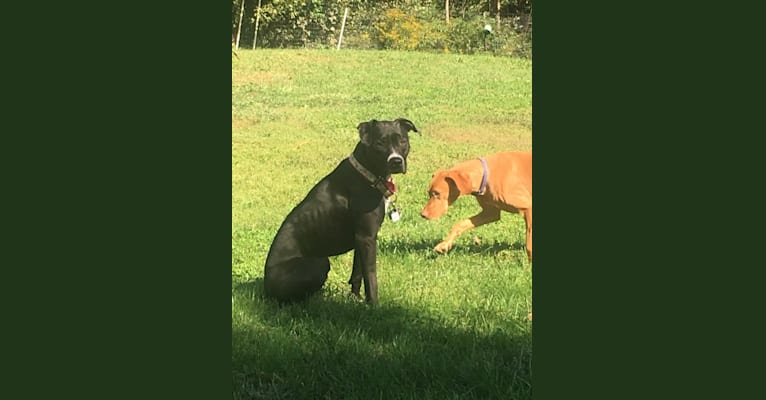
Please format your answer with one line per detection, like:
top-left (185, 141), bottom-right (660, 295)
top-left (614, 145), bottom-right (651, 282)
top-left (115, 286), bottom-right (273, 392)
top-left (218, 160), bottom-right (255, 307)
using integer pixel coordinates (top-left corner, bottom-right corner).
top-left (389, 209), bottom-right (400, 222)
top-left (388, 202), bottom-right (401, 222)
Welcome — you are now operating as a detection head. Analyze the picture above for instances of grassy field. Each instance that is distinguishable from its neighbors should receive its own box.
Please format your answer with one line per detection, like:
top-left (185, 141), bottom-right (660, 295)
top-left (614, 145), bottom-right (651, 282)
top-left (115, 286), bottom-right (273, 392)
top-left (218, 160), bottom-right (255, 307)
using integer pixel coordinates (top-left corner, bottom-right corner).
top-left (232, 49), bottom-right (532, 399)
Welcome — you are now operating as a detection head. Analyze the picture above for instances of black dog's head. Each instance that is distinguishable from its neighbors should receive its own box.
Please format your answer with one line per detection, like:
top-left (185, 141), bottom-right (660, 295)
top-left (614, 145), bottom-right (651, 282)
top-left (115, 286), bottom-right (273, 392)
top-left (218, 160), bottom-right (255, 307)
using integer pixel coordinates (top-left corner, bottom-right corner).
top-left (356, 118), bottom-right (419, 176)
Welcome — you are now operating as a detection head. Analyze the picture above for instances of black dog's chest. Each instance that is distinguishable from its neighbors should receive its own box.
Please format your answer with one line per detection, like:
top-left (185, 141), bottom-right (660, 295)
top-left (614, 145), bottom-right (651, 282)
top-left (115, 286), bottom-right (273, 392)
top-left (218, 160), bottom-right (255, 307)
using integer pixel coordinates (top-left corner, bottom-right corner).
top-left (298, 210), bottom-right (355, 256)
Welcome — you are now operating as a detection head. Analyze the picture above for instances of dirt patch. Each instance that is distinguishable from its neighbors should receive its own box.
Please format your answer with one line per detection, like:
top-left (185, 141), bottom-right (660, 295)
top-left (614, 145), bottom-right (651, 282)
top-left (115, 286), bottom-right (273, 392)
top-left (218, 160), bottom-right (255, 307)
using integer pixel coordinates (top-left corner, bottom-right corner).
top-left (232, 70), bottom-right (287, 86)
top-left (428, 123), bottom-right (532, 151)
top-left (232, 117), bottom-right (256, 131)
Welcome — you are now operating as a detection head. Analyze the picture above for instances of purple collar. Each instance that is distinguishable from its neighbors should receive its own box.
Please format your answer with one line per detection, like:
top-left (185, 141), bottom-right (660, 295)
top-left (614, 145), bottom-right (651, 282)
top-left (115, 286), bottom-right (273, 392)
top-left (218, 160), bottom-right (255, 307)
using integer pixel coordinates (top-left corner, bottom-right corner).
top-left (472, 158), bottom-right (488, 195)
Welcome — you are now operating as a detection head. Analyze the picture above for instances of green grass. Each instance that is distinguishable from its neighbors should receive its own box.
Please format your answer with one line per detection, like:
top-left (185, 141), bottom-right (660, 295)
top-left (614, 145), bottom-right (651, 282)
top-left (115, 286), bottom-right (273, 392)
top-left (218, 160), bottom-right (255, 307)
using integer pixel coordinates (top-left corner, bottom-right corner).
top-left (232, 49), bottom-right (532, 400)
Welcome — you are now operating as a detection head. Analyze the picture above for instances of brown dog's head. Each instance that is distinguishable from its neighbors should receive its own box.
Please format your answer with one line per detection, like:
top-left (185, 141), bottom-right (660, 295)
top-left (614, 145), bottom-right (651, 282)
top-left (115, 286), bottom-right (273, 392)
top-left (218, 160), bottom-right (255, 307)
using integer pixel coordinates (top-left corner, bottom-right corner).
top-left (420, 169), bottom-right (473, 220)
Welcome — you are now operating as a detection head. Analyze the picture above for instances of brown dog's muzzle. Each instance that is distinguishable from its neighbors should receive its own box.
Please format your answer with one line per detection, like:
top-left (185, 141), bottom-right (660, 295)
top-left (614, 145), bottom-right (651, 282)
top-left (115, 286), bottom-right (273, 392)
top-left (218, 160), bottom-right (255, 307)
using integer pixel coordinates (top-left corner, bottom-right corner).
top-left (420, 199), bottom-right (447, 220)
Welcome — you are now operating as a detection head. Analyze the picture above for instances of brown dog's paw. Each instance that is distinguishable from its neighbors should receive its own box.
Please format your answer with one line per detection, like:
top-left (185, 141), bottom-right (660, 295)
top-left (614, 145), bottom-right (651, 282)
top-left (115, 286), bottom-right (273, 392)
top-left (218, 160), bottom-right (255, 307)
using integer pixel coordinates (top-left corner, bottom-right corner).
top-left (433, 241), bottom-right (452, 254)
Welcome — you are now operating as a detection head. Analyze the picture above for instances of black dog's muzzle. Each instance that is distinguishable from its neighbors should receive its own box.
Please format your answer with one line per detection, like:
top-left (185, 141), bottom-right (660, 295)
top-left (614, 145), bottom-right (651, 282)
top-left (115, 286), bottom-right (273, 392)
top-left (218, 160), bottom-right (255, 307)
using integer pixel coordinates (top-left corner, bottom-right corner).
top-left (387, 153), bottom-right (406, 174)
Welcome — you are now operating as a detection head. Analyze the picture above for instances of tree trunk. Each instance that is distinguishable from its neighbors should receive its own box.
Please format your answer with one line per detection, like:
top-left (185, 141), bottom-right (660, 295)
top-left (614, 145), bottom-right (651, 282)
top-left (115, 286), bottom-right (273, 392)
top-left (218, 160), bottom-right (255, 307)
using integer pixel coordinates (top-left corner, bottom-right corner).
top-left (252, 0), bottom-right (262, 49)
top-left (445, 0), bottom-right (450, 24)
top-left (496, 0), bottom-right (501, 29)
top-left (235, 0), bottom-right (246, 49)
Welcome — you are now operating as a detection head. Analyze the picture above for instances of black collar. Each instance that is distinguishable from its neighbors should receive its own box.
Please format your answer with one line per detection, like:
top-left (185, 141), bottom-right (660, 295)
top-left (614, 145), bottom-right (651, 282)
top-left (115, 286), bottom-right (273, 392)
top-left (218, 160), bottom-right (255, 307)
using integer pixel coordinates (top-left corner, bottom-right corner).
top-left (348, 153), bottom-right (396, 198)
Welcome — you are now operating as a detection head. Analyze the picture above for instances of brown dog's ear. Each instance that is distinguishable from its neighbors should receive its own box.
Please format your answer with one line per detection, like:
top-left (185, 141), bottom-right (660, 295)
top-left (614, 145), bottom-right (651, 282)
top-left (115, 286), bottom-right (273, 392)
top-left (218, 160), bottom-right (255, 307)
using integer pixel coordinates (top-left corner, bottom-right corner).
top-left (395, 118), bottom-right (419, 135)
top-left (445, 170), bottom-right (473, 196)
top-left (427, 170), bottom-right (444, 189)
top-left (357, 119), bottom-right (377, 145)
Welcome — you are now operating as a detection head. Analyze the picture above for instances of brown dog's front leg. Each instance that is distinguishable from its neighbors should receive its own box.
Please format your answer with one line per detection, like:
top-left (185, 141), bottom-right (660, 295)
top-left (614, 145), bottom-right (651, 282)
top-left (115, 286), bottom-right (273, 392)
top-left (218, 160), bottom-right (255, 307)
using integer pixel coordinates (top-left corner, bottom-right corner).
top-left (523, 208), bottom-right (532, 262)
top-left (434, 207), bottom-right (501, 253)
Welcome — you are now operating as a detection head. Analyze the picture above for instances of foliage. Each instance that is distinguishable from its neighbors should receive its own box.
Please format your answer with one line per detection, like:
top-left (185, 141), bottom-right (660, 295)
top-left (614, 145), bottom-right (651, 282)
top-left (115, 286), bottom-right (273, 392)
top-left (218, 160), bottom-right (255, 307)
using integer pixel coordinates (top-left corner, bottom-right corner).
top-left (373, 8), bottom-right (423, 50)
top-left (447, 17), bottom-right (486, 54)
top-left (493, 29), bottom-right (532, 58)
top-left (232, 0), bottom-right (532, 57)
top-left (253, 0), bottom-right (341, 48)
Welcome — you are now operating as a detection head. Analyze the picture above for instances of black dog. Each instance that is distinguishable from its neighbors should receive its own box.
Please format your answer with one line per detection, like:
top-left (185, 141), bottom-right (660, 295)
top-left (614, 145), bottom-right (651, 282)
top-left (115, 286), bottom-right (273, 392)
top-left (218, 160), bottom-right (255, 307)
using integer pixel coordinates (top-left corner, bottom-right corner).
top-left (264, 118), bottom-right (419, 305)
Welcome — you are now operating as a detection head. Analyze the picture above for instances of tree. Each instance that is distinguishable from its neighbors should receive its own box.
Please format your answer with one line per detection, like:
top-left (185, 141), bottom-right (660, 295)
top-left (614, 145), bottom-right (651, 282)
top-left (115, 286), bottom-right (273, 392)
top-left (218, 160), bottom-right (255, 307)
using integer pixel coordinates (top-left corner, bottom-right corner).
top-left (234, 0), bottom-right (246, 49)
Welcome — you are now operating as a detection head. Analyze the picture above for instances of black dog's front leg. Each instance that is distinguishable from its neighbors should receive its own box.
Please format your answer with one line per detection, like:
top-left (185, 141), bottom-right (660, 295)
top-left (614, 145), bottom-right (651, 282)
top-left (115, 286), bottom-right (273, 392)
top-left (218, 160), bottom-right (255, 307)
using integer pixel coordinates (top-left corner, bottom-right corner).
top-left (349, 252), bottom-right (363, 297)
top-left (353, 232), bottom-right (379, 305)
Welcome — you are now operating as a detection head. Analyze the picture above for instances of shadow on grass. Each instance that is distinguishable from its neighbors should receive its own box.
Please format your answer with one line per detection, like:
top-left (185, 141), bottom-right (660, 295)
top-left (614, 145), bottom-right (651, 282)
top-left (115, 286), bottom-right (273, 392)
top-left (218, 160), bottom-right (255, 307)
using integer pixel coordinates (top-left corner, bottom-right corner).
top-left (233, 277), bottom-right (266, 300)
top-left (232, 279), bottom-right (531, 400)
top-left (377, 237), bottom-right (526, 256)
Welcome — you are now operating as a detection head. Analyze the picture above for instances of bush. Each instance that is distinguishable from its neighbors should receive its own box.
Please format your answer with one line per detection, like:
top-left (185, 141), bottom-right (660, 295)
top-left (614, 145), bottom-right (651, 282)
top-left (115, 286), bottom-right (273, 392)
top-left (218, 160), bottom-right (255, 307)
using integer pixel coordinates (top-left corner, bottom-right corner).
top-left (447, 18), bottom-right (486, 54)
top-left (417, 19), bottom-right (449, 52)
top-left (418, 17), bottom-right (490, 55)
top-left (370, 9), bottom-right (510, 56)
top-left (487, 26), bottom-right (532, 58)
top-left (372, 8), bottom-right (423, 50)
top-left (338, 31), bottom-right (376, 50)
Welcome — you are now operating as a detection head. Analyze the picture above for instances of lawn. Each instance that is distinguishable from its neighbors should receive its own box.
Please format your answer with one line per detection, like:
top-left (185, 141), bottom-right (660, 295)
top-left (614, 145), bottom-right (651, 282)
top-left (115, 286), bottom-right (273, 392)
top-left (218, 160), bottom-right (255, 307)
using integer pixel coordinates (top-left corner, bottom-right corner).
top-left (232, 49), bottom-right (532, 399)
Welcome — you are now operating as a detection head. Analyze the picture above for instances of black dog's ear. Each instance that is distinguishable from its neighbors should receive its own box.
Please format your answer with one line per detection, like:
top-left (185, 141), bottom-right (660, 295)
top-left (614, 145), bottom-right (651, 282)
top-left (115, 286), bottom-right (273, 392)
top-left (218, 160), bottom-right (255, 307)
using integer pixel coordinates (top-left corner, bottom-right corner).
top-left (357, 119), bottom-right (377, 145)
top-left (396, 118), bottom-right (420, 135)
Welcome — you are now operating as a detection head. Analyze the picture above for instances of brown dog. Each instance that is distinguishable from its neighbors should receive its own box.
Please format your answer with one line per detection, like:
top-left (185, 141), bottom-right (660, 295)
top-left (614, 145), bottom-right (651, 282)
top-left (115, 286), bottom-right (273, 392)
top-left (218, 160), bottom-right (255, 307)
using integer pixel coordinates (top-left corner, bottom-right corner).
top-left (420, 151), bottom-right (532, 261)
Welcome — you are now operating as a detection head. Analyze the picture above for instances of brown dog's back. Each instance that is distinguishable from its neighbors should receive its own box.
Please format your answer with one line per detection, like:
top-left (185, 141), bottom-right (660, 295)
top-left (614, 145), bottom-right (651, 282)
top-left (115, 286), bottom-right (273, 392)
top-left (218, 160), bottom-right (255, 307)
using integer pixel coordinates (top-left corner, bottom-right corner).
top-left (476, 151), bottom-right (531, 212)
